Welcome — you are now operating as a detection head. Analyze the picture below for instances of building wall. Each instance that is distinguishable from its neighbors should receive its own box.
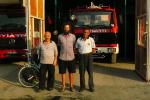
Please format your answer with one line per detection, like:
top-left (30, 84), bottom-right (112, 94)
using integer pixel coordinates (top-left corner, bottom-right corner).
top-left (136, 0), bottom-right (147, 16)
top-left (135, 0), bottom-right (148, 81)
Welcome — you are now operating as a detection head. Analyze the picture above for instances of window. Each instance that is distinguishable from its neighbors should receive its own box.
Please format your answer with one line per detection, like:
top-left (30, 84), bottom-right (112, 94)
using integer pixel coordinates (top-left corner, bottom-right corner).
top-left (75, 11), bottom-right (112, 27)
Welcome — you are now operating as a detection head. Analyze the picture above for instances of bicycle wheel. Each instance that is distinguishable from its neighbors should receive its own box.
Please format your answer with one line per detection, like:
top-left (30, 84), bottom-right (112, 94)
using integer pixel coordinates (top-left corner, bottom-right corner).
top-left (18, 66), bottom-right (39, 88)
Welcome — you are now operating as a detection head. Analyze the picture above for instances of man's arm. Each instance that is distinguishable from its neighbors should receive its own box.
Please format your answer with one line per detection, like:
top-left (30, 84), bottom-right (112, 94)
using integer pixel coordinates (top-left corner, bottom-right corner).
top-left (91, 38), bottom-right (96, 53)
top-left (57, 35), bottom-right (61, 56)
top-left (75, 38), bottom-right (79, 54)
top-left (73, 34), bottom-right (77, 54)
top-left (53, 55), bottom-right (57, 67)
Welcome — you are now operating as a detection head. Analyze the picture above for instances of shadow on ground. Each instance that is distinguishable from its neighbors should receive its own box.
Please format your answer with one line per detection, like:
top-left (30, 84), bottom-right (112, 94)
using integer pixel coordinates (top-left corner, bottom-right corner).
top-left (0, 59), bottom-right (143, 88)
top-left (93, 62), bottom-right (143, 82)
top-left (0, 63), bottom-right (20, 86)
top-left (0, 60), bottom-right (20, 85)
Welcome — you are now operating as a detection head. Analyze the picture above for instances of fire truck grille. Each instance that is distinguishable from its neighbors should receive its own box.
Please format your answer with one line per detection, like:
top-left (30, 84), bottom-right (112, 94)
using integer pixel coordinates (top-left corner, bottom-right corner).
top-left (91, 33), bottom-right (118, 44)
top-left (0, 38), bottom-right (27, 49)
top-left (75, 33), bottom-right (118, 44)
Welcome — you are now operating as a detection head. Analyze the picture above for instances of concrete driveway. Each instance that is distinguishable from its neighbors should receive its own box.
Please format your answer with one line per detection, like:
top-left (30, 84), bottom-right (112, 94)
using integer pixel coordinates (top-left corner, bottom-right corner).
top-left (0, 61), bottom-right (150, 100)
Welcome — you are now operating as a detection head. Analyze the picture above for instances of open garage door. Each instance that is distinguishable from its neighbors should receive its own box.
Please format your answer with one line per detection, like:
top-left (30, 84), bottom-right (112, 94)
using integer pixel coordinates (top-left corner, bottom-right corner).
top-left (135, 0), bottom-right (150, 81)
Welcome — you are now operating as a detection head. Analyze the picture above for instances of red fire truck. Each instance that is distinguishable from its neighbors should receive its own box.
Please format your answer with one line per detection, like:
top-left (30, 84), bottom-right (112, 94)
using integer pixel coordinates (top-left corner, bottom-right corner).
top-left (71, 2), bottom-right (119, 63)
top-left (0, 0), bottom-right (45, 60)
top-left (0, 4), bottom-right (27, 59)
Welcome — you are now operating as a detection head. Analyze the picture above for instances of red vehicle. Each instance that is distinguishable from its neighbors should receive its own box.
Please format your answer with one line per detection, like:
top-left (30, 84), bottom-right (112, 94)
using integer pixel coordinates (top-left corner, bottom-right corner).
top-left (0, 0), bottom-right (45, 60)
top-left (0, 4), bottom-right (27, 59)
top-left (71, 2), bottom-right (119, 63)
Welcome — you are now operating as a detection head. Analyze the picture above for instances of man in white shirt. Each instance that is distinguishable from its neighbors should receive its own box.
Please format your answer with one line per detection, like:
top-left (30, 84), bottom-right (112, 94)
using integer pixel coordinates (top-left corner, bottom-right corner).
top-left (76, 28), bottom-right (96, 92)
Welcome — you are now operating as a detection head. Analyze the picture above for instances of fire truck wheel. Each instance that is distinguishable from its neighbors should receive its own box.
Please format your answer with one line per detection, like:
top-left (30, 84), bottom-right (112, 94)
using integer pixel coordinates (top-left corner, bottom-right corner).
top-left (111, 54), bottom-right (117, 64)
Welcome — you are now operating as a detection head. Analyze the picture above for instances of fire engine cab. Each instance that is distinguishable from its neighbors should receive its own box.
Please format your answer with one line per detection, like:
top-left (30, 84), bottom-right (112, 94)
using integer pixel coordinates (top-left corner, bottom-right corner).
top-left (0, 0), bottom-right (45, 60)
top-left (71, 2), bottom-right (119, 63)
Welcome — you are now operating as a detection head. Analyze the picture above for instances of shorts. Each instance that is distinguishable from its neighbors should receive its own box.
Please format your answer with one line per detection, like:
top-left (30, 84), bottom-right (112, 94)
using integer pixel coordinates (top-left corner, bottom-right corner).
top-left (58, 59), bottom-right (76, 74)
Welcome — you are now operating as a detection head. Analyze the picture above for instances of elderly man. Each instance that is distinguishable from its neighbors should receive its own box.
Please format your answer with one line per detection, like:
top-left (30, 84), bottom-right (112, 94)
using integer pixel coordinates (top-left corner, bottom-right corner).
top-left (38, 31), bottom-right (58, 91)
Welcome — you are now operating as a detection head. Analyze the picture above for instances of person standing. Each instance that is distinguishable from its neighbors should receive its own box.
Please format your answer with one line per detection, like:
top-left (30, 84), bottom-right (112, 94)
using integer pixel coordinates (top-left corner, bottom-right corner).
top-left (75, 29), bottom-right (96, 92)
top-left (58, 23), bottom-right (76, 92)
top-left (38, 31), bottom-right (58, 91)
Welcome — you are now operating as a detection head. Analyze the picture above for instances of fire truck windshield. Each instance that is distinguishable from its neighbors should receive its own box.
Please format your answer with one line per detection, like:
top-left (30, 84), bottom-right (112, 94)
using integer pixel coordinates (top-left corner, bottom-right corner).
top-left (0, 15), bottom-right (25, 32)
top-left (74, 11), bottom-right (112, 27)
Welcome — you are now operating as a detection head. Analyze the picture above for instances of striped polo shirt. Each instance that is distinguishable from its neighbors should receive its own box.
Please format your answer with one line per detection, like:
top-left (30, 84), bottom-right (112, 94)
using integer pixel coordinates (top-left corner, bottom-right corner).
top-left (58, 33), bottom-right (76, 61)
top-left (38, 41), bottom-right (58, 64)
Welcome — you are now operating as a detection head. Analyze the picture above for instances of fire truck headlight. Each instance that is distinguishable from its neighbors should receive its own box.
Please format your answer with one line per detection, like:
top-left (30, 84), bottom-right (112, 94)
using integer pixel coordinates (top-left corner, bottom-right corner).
top-left (111, 24), bottom-right (114, 27)
top-left (108, 48), bottom-right (116, 53)
top-left (112, 48), bottom-right (116, 53)
top-left (108, 48), bottom-right (112, 53)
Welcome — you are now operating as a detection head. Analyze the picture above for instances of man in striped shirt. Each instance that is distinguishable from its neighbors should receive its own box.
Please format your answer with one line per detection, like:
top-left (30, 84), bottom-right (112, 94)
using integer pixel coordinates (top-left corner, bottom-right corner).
top-left (58, 23), bottom-right (76, 92)
top-left (38, 31), bottom-right (58, 91)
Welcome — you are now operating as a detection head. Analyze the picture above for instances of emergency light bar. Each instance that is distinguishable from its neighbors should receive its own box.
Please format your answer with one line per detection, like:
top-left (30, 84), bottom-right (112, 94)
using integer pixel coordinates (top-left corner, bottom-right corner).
top-left (88, 2), bottom-right (109, 9)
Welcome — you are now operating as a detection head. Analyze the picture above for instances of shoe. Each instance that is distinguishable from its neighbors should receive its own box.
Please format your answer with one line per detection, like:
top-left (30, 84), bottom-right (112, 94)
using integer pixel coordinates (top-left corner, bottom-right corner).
top-left (39, 88), bottom-right (45, 90)
top-left (60, 86), bottom-right (65, 92)
top-left (47, 88), bottom-right (54, 91)
top-left (38, 88), bottom-right (44, 92)
top-left (79, 88), bottom-right (85, 92)
top-left (39, 86), bottom-right (45, 90)
top-left (37, 89), bottom-right (42, 92)
top-left (70, 87), bottom-right (74, 92)
top-left (89, 88), bottom-right (95, 92)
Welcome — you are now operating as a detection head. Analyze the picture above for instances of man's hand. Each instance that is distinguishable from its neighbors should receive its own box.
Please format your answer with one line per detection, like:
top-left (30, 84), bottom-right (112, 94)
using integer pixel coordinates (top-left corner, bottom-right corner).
top-left (92, 48), bottom-right (96, 53)
top-left (53, 62), bottom-right (57, 67)
top-left (53, 57), bottom-right (57, 67)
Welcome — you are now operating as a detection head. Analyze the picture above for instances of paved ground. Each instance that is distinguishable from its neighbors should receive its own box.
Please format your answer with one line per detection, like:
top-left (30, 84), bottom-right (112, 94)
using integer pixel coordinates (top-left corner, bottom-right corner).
top-left (0, 61), bottom-right (150, 100)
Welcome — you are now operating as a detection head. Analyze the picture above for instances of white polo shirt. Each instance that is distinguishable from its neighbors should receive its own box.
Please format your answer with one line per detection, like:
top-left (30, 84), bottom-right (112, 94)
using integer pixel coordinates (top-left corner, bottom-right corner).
top-left (75, 37), bottom-right (96, 54)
